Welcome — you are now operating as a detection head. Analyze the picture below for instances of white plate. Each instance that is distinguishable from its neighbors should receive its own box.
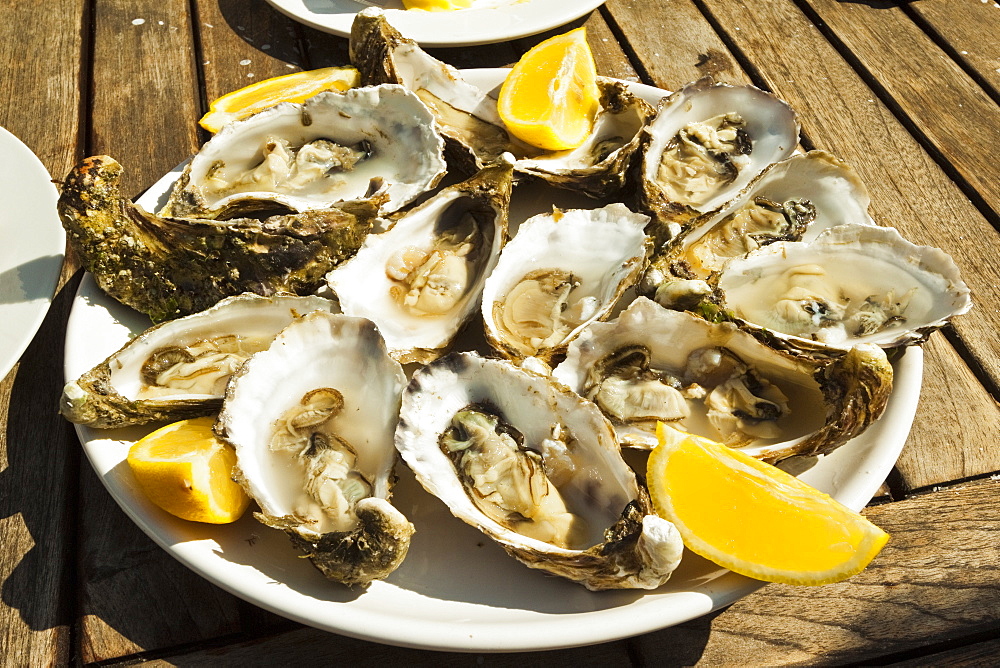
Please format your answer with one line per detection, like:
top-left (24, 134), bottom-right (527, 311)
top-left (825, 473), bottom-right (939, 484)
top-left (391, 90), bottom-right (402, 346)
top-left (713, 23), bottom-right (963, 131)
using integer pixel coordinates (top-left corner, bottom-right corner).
top-left (0, 127), bottom-right (65, 381)
top-left (66, 71), bottom-right (922, 652)
top-left (264, 0), bottom-right (607, 47)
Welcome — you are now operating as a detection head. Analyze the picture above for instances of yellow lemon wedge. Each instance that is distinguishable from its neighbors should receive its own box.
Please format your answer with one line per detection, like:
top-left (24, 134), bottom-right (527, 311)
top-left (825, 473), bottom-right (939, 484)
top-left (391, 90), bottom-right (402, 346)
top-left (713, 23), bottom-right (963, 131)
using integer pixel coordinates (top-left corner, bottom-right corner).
top-left (127, 417), bottom-right (250, 524)
top-left (402, 0), bottom-right (472, 10)
top-left (497, 27), bottom-right (600, 151)
top-left (198, 66), bottom-right (361, 133)
top-left (647, 424), bottom-right (889, 585)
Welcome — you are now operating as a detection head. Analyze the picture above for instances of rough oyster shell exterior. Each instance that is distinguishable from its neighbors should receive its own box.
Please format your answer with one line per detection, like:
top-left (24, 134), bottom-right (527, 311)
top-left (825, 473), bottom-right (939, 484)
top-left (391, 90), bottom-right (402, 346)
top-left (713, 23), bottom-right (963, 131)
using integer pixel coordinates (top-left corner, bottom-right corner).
top-left (394, 351), bottom-right (683, 591)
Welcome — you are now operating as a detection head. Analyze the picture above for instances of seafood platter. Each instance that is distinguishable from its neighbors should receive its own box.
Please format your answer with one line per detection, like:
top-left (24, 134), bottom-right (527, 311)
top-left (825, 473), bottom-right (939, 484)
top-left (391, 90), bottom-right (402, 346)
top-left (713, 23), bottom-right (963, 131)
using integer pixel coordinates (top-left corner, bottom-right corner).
top-left (58, 9), bottom-right (970, 651)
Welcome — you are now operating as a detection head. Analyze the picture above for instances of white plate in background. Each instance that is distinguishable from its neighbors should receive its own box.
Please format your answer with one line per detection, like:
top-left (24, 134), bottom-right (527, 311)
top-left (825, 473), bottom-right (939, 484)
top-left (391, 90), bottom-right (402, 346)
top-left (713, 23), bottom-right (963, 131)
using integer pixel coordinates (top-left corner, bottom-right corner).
top-left (0, 126), bottom-right (65, 381)
top-left (264, 0), bottom-right (606, 47)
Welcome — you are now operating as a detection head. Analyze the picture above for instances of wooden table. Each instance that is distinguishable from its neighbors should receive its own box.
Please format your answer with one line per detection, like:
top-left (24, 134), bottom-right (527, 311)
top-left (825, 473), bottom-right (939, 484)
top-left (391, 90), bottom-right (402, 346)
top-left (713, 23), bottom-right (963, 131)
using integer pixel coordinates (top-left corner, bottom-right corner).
top-left (2, 0), bottom-right (999, 664)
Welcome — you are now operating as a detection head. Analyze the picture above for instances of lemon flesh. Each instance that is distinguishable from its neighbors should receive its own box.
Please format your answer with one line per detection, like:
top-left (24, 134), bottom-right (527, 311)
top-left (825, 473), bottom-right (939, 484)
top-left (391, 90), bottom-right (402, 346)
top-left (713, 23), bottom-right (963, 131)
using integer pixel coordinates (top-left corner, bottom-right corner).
top-left (127, 417), bottom-right (250, 524)
top-left (647, 424), bottom-right (889, 585)
top-left (199, 66), bottom-right (360, 133)
top-left (497, 27), bottom-right (600, 151)
top-left (403, 0), bottom-right (472, 10)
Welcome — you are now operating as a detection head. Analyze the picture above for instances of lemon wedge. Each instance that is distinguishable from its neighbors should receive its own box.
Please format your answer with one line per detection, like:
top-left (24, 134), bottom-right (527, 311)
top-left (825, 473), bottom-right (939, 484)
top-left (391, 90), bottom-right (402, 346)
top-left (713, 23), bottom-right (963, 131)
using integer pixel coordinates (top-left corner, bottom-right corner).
top-left (647, 424), bottom-right (889, 585)
top-left (198, 66), bottom-right (360, 133)
top-left (127, 416), bottom-right (250, 524)
top-left (497, 27), bottom-right (600, 151)
top-left (402, 0), bottom-right (472, 10)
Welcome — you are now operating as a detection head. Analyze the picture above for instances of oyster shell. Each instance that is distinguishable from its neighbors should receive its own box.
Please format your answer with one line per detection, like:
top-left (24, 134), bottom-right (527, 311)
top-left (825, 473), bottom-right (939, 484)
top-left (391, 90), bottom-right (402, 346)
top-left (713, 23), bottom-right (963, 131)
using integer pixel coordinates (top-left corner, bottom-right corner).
top-left (637, 77), bottom-right (799, 239)
top-left (395, 351), bottom-right (684, 591)
top-left (643, 150), bottom-right (872, 306)
top-left (160, 85), bottom-right (447, 219)
top-left (350, 9), bottom-right (654, 198)
top-left (61, 293), bottom-right (338, 429)
top-left (326, 158), bottom-right (513, 364)
top-left (216, 311), bottom-right (413, 587)
top-left (57, 156), bottom-right (376, 322)
top-left (552, 297), bottom-right (894, 463)
top-left (716, 224), bottom-right (972, 353)
top-left (481, 203), bottom-right (650, 362)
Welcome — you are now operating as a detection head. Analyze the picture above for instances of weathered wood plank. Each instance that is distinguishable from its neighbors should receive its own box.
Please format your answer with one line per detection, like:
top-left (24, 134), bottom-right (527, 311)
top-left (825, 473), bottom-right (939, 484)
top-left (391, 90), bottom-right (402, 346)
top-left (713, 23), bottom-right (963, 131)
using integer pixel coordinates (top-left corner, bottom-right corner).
top-left (135, 625), bottom-right (633, 666)
top-left (909, 0), bottom-right (1000, 95)
top-left (607, 0), bottom-right (1000, 488)
top-left (632, 477), bottom-right (1000, 665)
top-left (604, 0), bottom-right (753, 88)
top-left (88, 0), bottom-right (200, 199)
top-left (886, 636), bottom-right (1000, 667)
top-left (0, 1), bottom-right (86, 664)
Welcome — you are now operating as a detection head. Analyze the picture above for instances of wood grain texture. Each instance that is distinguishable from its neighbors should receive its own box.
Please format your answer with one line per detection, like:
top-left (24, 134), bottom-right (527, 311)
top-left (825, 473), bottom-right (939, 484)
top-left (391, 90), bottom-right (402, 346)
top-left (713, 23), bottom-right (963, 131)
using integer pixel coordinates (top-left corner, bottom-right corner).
top-left (89, 0), bottom-right (200, 199)
top-left (909, 0), bottom-right (1000, 95)
top-left (135, 625), bottom-right (633, 666)
top-left (631, 477), bottom-right (1000, 666)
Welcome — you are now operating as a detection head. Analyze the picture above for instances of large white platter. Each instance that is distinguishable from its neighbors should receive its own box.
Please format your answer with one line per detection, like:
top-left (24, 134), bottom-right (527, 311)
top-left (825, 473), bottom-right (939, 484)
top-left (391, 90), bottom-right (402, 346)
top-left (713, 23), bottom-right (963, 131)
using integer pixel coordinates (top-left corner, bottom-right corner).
top-left (65, 71), bottom-right (922, 652)
top-left (264, 0), bottom-right (607, 47)
top-left (0, 126), bottom-right (65, 381)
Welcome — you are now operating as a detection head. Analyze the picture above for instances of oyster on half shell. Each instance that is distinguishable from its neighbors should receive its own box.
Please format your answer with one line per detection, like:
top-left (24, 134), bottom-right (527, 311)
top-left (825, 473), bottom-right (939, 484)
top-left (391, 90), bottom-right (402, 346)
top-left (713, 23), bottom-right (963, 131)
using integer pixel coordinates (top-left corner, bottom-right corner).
top-left (61, 293), bottom-right (338, 429)
top-left (57, 156), bottom-right (376, 322)
top-left (327, 158), bottom-right (513, 364)
top-left (160, 85), bottom-right (447, 219)
top-left (395, 352), bottom-right (684, 591)
top-left (552, 297), bottom-right (894, 463)
top-left (481, 203), bottom-right (650, 362)
top-left (217, 312), bottom-right (413, 587)
top-left (350, 8), bottom-right (654, 198)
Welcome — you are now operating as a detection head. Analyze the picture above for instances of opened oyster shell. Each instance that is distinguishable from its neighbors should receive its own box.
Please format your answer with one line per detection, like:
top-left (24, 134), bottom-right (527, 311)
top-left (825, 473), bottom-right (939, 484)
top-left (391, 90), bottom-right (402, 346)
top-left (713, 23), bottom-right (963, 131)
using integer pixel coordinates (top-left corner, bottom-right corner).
top-left (57, 156), bottom-right (376, 322)
top-left (350, 9), bottom-right (653, 198)
top-left (644, 150), bottom-right (872, 306)
top-left (552, 297), bottom-right (893, 463)
top-left (638, 77), bottom-right (799, 240)
top-left (481, 203), bottom-right (650, 362)
top-left (160, 85), bottom-right (447, 219)
top-left (717, 224), bottom-right (972, 353)
top-left (326, 158), bottom-right (513, 364)
top-left (61, 293), bottom-right (338, 429)
top-left (216, 312), bottom-right (413, 587)
top-left (395, 351), bottom-right (684, 591)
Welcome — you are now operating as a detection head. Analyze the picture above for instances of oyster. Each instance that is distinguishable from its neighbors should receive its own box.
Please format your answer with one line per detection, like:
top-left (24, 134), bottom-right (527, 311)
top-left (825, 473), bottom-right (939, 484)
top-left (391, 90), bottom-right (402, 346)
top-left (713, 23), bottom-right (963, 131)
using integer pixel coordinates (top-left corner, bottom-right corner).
top-left (395, 351), bottom-right (684, 591)
top-left (61, 293), bottom-right (338, 429)
top-left (350, 8), bottom-right (654, 198)
top-left (160, 85), bottom-right (447, 218)
top-left (217, 312), bottom-right (413, 587)
top-left (481, 203), bottom-right (650, 362)
top-left (716, 224), bottom-right (972, 353)
top-left (326, 158), bottom-right (513, 363)
top-left (637, 78), bottom-right (799, 240)
top-left (643, 151), bottom-right (872, 307)
top-left (552, 297), bottom-right (894, 462)
top-left (57, 156), bottom-right (376, 322)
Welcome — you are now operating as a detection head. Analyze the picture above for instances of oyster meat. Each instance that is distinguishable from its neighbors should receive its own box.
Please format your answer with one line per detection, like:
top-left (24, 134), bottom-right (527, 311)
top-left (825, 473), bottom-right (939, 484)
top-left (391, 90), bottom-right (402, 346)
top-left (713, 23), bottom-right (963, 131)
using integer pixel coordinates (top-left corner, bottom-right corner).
top-left (717, 224), bottom-right (972, 352)
top-left (637, 78), bottom-right (799, 239)
top-left (481, 203), bottom-right (650, 362)
top-left (395, 351), bottom-right (684, 590)
top-left (160, 85), bottom-right (447, 219)
top-left (61, 293), bottom-right (338, 429)
top-left (217, 312), bottom-right (413, 587)
top-left (552, 297), bottom-right (894, 462)
top-left (57, 156), bottom-right (376, 322)
top-left (327, 158), bottom-right (513, 363)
